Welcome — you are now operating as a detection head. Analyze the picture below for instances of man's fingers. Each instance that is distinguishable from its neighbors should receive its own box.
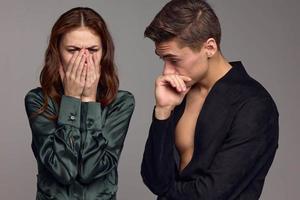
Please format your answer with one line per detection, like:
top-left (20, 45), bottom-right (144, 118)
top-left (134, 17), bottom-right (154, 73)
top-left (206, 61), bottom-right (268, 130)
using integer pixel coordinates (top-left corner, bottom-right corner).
top-left (178, 75), bottom-right (192, 82)
top-left (174, 75), bottom-right (187, 92)
top-left (160, 75), bottom-right (180, 91)
top-left (171, 75), bottom-right (183, 92)
top-left (158, 74), bottom-right (192, 93)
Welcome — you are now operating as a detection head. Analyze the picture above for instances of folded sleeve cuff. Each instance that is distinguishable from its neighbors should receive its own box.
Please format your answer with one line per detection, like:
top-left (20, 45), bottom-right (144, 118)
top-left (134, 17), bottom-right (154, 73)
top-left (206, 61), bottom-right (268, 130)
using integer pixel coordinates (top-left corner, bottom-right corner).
top-left (151, 106), bottom-right (172, 127)
top-left (84, 102), bottom-right (102, 130)
top-left (58, 95), bottom-right (81, 128)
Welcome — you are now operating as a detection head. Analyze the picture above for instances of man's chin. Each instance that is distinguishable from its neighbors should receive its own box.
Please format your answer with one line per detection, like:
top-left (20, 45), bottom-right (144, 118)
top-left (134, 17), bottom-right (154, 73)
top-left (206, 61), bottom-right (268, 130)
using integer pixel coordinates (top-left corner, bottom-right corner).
top-left (185, 81), bottom-right (194, 88)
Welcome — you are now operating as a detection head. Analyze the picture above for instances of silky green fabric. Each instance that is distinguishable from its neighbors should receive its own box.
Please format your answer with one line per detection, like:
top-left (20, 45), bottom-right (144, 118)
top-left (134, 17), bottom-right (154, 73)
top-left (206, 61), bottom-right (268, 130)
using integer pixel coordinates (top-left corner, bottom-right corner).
top-left (25, 87), bottom-right (135, 200)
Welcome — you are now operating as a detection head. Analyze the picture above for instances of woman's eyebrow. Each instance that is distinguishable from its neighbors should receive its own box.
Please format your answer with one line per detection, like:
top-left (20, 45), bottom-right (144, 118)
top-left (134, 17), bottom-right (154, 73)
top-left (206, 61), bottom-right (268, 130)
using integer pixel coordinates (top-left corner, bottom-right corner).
top-left (66, 45), bottom-right (81, 49)
top-left (66, 45), bottom-right (99, 49)
top-left (87, 45), bottom-right (99, 49)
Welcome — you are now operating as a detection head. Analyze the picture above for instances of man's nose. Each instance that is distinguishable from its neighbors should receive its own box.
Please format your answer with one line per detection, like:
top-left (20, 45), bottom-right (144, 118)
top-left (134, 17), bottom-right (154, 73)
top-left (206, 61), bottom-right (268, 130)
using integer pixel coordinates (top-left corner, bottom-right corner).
top-left (162, 62), bottom-right (175, 75)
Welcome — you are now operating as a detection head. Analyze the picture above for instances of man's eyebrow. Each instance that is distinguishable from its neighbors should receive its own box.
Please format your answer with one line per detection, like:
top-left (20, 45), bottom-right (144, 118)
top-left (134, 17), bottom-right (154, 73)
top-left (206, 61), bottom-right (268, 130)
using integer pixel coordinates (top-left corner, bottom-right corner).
top-left (155, 50), bottom-right (179, 59)
top-left (154, 49), bottom-right (160, 56)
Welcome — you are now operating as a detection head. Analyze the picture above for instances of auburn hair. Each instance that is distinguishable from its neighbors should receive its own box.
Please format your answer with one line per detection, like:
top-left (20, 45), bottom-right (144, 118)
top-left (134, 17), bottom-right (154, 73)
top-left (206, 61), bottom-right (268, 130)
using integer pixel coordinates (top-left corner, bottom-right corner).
top-left (36, 7), bottom-right (119, 120)
top-left (144, 0), bottom-right (221, 51)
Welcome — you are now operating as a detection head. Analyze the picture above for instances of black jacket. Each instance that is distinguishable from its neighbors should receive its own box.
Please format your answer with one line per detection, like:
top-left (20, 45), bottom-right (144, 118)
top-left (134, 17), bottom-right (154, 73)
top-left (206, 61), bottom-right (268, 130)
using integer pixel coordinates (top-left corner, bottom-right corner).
top-left (141, 61), bottom-right (279, 200)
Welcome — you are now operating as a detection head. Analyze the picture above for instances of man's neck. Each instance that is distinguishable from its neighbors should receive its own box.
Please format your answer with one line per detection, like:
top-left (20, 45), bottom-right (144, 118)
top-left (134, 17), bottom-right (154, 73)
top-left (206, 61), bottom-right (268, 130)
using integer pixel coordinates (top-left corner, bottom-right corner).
top-left (193, 53), bottom-right (232, 94)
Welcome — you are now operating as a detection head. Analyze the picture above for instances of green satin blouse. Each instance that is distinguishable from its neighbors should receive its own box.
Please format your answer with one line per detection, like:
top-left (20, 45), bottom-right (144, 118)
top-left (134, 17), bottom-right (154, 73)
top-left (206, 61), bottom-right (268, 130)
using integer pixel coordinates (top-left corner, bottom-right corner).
top-left (25, 87), bottom-right (135, 200)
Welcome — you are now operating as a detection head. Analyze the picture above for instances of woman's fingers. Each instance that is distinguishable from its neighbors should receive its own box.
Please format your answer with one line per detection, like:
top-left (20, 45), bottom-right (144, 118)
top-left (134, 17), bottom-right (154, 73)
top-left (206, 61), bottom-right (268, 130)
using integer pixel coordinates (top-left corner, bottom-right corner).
top-left (85, 55), bottom-right (93, 85)
top-left (87, 53), bottom-right (97, 81)
top-left (66, 50), bottom-right (79, 75)
top-left (59, 64), bottom-right (65, 82)
top-left (80, 65), bottom-right (87, 84)
top-left (88, 53), bottom-right (95, 72)
top-left (92, 53), bottom-right (101, 77)
top-left (70, 49), bottom-right (85, 77)
top-left (75, 53), bottom-right (86, 81)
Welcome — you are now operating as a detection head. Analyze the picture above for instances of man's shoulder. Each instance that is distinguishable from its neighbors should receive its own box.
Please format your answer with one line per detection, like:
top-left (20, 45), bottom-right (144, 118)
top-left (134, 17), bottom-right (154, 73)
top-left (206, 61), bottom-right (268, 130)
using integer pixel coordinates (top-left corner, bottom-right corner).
top-left (216, 77), bottom-right (275, 121)
top-left (220, 63), bottom-right (273, 103)
top-left (224, 74), bottom-right (278, 116)
top-left (235, 76), bottom-right (271, 98)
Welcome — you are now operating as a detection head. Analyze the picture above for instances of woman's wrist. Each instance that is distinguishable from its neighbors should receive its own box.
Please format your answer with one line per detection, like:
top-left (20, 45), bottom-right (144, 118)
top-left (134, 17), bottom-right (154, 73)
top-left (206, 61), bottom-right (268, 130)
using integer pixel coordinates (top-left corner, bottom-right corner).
top-left (81, 96), bottom-right (96, 102)
top-left (64, 93), bottom-right (81, 100)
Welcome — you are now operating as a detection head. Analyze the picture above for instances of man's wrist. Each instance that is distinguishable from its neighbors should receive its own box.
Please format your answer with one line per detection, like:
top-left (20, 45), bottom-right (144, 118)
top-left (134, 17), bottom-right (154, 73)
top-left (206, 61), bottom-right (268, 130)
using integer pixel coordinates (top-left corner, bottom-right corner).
top-left (155, 106), bottom-right (174, 120)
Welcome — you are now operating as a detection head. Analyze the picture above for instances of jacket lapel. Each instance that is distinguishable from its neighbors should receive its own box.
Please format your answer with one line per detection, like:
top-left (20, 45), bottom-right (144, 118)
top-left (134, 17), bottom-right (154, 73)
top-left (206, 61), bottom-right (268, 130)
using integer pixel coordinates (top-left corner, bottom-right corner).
top-left (180, 62), bottom-right (249, 177)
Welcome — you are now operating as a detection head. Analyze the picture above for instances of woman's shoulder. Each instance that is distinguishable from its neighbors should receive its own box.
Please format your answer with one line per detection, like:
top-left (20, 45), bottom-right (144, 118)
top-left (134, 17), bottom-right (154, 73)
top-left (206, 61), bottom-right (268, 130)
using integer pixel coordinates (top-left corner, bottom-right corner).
top-left (24, 87), bottom-right (49, 117)
top-left (116, 90), bottom-right (134, 101)
top-left (109, 90), bottom-right (135, 110)
top-left (24, 87), bottom-right (44, 104)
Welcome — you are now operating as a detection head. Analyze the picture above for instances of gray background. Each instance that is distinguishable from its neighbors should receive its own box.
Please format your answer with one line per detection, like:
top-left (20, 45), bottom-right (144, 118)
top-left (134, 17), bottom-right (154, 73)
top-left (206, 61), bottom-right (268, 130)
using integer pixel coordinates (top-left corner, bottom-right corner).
top-left (0, 0), bottom-right (299, 199)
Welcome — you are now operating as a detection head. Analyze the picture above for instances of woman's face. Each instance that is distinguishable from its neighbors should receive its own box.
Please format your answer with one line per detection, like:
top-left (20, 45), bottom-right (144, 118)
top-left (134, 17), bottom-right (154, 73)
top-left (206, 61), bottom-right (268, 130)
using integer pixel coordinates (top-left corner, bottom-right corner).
top-left (59, 27), bottom-right (102, 71)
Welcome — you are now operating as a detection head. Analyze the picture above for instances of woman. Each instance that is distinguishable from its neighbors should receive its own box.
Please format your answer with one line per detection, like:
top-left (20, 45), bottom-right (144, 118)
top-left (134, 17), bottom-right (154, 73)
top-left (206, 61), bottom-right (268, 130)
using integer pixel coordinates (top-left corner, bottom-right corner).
top-left (24, 7), bottom-right (134, 200)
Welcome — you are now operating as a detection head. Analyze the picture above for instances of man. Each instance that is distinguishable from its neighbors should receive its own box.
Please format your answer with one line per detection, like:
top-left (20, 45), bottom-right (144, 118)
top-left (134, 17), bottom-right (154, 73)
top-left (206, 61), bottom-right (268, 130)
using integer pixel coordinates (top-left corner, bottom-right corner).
top-left (141, 0), bottom-right (279, 199)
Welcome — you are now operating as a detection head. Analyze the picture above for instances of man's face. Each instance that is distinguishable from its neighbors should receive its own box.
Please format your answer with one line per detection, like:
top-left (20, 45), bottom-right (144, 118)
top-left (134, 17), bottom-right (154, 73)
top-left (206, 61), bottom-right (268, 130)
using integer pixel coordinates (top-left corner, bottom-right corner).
top-left (155, 39), bottom-right (209, 87)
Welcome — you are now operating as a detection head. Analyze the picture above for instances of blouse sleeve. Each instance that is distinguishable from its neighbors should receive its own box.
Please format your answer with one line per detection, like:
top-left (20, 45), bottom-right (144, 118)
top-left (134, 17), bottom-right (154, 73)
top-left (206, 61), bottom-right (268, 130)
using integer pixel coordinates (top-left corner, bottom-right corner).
top-left (78, 91), bottom-right (135, 184)
top-left (25, 89), bottom-right (82, 185)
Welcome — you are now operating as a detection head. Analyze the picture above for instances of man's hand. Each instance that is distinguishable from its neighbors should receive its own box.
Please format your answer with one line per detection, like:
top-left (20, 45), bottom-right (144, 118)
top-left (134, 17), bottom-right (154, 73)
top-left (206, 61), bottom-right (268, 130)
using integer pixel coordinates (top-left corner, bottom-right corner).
top-left (155, 74), bottom-right (191, 119)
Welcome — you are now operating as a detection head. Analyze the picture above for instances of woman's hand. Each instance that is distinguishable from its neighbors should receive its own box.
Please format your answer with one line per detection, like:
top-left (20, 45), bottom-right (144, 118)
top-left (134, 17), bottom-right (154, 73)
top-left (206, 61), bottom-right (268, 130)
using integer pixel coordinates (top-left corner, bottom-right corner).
top-left (59, 49), bottom-right (87, 99)
top-left (81, 51), bottom-right (101, 102)
top-left (155, 74), bottom-right (191, 119)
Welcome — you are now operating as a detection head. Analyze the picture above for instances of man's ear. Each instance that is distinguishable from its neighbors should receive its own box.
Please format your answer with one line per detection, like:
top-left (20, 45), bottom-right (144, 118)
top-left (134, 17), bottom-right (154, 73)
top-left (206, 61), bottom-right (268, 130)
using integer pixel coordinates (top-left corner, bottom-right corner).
top-left (204, 38), bottom-right (218, 58)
